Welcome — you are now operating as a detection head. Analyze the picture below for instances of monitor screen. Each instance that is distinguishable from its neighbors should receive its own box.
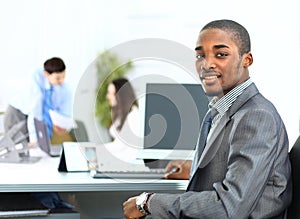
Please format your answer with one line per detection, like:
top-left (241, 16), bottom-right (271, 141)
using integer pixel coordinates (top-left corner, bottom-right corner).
top-left (138, 83), bottom-right (209, 160)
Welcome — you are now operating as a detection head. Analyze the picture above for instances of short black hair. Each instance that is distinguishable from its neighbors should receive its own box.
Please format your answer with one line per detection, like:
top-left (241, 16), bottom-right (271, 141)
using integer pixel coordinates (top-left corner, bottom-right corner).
top-left (201, 19), bottom-right (251, 56)
top-left (44, 57), bottom-right (66, 74)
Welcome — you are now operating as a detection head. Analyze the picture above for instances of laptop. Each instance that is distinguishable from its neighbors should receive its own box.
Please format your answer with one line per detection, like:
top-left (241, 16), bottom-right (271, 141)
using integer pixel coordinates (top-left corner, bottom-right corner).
top-left (90, 144), bottom-right (166, 179)
top-left (34, 118), bottom-right (62, 157)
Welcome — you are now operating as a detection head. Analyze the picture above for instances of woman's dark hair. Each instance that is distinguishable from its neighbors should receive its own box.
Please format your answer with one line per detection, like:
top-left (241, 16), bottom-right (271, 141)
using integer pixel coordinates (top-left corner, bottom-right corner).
top-left (44, 57), bottom-right (66, 74)
top-left (111, 78), bottom-right (138, 131)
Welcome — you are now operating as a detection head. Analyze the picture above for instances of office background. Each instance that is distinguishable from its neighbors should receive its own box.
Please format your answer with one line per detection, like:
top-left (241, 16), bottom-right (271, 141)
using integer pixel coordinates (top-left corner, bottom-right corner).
top-left (0, 0), bottom-right (299, 146)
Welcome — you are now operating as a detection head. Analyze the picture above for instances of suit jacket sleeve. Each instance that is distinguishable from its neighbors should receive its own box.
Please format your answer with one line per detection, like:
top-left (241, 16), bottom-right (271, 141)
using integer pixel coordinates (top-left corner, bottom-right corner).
top-left (149, 109), bottom-right (289, 218)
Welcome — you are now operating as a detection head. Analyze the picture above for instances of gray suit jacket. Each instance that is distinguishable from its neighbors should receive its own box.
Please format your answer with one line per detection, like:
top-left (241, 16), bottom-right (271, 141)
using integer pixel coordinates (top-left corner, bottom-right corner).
top-left (149, 83), bottom-right (292, 219)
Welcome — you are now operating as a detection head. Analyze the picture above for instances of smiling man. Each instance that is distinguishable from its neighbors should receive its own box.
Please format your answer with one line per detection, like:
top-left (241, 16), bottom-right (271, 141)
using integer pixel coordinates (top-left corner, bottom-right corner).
top-left (123, 19), bottom-right (292, 219)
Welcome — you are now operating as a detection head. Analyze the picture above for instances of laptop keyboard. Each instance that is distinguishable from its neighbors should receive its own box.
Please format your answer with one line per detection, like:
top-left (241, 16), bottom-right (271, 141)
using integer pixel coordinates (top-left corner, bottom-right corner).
top-left (90, 168), bottom-right (165, 179)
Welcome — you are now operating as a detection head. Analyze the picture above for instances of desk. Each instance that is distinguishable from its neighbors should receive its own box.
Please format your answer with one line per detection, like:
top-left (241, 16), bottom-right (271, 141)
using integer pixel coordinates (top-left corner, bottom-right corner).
top-left (0, 149), bottom-right (189, 218)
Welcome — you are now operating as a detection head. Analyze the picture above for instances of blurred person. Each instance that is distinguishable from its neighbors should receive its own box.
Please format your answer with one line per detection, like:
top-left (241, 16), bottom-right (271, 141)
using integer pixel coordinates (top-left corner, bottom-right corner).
top-left (2, 57), bottom-right (74, 210)
top-left (106, 78), bottom-right (139, 141)
top-left (104, 78), bottom-right (141, 163)
top-left (4, 57), bottom-right (73, 146)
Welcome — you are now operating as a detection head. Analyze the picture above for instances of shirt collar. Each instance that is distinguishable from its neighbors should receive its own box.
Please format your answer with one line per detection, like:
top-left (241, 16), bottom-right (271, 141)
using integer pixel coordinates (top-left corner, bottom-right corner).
top-left (208, 78), bottom-right (253, 118)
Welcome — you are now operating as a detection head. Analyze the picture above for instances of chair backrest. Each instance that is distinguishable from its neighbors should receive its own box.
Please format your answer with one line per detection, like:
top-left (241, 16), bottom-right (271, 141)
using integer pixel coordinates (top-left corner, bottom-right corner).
top-left (70, 120), bottom-right (89, 142)
top-left (288, 136), bottom-right (300, 218)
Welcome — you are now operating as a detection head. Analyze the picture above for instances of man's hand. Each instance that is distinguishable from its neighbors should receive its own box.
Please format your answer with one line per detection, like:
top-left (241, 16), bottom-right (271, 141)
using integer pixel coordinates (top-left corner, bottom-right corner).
top-left (164, 160), bottom-right (192, 180)
top-left (28, 141), bottom-right (38, 147)
top-left (123, 196), bottom-right (145, 219)
top-left (53, 125), bottom-right (67, 135)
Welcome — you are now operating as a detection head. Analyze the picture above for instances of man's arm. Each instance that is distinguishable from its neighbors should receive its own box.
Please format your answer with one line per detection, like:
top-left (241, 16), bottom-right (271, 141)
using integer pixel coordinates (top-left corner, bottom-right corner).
top-left (123, 161), bottom-right (191, 218)
top-left (27, 71), bottom-right (44, 143)
top-left (124, 109), bottom-right (289, 218)
top-left (150, 110), bottom-right (286, 218)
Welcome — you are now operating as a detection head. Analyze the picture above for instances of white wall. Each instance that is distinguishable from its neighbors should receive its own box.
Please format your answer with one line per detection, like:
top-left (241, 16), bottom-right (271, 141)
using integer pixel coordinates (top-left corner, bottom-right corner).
top-left (0, 0), bottom-right (299, 145)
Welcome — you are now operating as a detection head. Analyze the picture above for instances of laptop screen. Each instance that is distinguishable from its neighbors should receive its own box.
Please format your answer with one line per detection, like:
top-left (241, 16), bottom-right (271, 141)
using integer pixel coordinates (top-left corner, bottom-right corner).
top-left (34, 118), bottom-right (51, 154)
top-left (34, 118), bottom-right (64, 157)
top-left (137, 83), bottom-right (209, 160)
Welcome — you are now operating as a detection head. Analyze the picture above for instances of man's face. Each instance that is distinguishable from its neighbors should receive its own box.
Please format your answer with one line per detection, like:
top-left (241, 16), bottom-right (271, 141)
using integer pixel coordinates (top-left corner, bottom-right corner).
top-left (45, 71), bottom-right (66, 86)
top-left (195, 28), bottom-right (251, 97)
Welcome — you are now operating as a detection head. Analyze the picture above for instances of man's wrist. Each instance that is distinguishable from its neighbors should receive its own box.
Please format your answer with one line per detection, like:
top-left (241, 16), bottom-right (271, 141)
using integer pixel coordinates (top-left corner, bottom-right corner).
top-left (136, 192), bottom-right (153, 215)
top-left (144, 192), bottom-right (154, 213)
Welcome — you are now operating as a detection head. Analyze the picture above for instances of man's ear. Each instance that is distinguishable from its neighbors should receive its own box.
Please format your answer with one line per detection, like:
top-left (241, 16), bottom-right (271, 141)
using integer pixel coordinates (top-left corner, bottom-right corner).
top-left (243, 52), bottom-right (253, 68)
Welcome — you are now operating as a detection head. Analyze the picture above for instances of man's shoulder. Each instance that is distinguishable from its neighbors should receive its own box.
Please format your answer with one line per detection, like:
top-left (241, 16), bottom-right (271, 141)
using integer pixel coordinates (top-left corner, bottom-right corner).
top-left (234, 83), bottom-right (281, 118)
top-left (240, 83), bottom-right (275, 109)
top-left (32, 68), bottom-right (45, 82)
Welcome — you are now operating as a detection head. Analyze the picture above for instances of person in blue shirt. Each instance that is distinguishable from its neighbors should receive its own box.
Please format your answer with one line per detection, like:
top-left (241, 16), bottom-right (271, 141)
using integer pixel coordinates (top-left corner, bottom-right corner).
top-left (4, 57), bottom-right (73, 146)
top-left (2, 57), bottom-right (74, 210)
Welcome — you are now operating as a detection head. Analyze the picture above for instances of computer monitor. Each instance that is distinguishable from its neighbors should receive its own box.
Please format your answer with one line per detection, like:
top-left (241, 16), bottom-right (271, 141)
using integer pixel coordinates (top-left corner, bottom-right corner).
top-left (137, 83), bottom-right (209, 160)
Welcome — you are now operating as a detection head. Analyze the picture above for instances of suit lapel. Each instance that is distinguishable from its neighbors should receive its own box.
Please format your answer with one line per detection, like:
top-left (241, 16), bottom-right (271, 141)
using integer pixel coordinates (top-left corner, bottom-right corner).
top-left (195, 83), bottom-right (260, 170)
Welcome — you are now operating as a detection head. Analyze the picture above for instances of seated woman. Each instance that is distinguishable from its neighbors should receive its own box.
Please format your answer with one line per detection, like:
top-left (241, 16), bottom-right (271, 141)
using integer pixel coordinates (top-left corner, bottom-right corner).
top-left (104, 78), bottom-right (142, 164)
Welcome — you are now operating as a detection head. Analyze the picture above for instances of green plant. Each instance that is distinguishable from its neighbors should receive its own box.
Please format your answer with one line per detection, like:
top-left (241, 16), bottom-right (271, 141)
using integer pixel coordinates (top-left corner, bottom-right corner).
top-left (95, 50), bottom-right (133, 128)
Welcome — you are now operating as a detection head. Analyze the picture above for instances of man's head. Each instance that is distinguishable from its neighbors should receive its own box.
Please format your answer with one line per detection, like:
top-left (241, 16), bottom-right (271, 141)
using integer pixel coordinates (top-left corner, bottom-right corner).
top-left (201, 19), bottom-right (251, 56)
top-left (195, 19), bottom-right (253, 97)
top-left (44, 57), bottom-right (66, 86)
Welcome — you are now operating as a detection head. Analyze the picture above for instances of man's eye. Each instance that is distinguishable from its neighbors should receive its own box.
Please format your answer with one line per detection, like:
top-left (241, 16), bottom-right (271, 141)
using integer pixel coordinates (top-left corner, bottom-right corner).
top-left (196, 54), bottom-right (205, 59)
top-left (216, 52), bottom-right (228, 57)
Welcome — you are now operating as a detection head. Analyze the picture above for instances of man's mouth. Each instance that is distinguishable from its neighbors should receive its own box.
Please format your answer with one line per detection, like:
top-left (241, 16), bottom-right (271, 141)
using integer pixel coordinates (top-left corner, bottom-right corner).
top-left (199, 74), bottom-right (221, 80)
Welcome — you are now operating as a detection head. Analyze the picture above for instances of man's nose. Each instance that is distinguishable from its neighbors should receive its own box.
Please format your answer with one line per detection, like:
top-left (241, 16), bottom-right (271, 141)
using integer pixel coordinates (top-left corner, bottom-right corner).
top-left (199, 58), bottom-right (216, 70)
top-left (202, 56), bottom-right (216, 69)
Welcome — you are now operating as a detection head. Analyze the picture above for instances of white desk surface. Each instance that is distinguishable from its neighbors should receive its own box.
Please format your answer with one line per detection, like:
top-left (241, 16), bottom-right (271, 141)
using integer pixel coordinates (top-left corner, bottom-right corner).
top-left (0, 148), bottom-right (188, 193)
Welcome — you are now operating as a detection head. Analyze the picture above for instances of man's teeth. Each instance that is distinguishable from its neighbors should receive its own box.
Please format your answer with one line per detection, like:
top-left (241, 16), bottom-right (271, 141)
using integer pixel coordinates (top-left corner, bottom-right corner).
top-left (204, 75), bottom-right (217, 79)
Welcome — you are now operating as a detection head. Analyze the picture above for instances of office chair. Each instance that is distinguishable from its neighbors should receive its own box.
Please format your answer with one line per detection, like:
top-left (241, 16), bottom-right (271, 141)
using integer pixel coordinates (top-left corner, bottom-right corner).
top-left (287, 136), bottom-right (300, 218)
top-left (70, 120), bottom-right (89, 142)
